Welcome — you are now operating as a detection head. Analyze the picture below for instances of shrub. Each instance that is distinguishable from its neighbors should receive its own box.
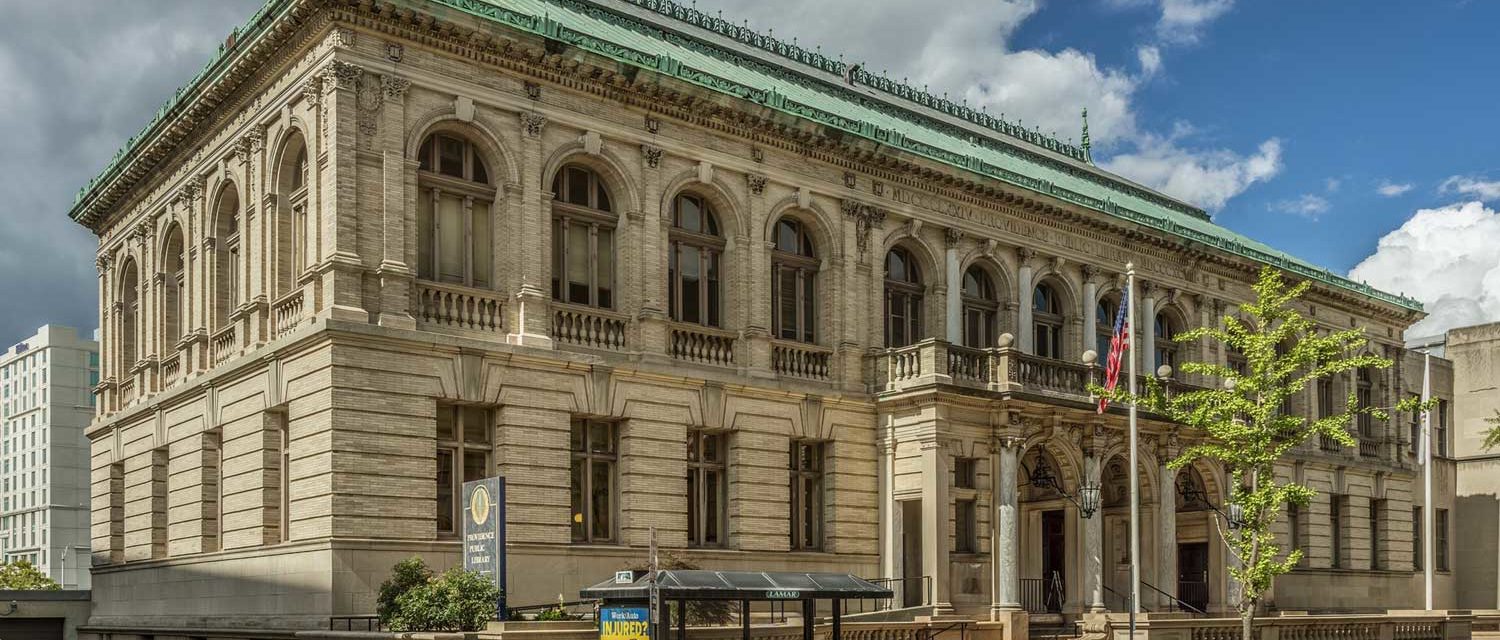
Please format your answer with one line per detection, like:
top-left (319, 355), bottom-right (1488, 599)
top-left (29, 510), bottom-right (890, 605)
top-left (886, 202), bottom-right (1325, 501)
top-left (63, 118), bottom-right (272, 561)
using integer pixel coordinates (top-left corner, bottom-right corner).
top-left (376, 556), bottom-right (433, 627)
top-left (0, 560), bottom-right (60, 590)
top-left (387, 567), bottom-right (501, 632)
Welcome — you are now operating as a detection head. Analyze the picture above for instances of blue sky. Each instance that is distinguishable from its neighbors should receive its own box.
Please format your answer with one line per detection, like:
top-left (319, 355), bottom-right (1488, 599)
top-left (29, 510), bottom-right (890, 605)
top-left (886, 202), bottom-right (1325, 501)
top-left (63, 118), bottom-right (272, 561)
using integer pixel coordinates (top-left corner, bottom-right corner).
top-left (1011, 0), bottom-right (1496, 272)
top-left (2, 0), bottom-right (1497, 347)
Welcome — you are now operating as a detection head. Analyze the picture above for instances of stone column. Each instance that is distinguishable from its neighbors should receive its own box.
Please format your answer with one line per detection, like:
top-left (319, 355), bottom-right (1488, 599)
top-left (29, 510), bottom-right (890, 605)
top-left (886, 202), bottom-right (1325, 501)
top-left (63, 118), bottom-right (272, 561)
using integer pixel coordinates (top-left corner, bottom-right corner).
top-left (1083, 449), bottom-right (1105, 611)
top-left (376, 74), bottom-right (416, 329)
top-left (944, 229), bottom-right (963, 344)
top-left (1140, 284), bottom-right (1158, 372)
top-left (1081, 268), bottom-right (1099, 356)
top-left (318, 59), bottom-right (368, 323)
top-left (992, 436), bottom-right (1022, 617)
top-left (1157, 451), bottom-right (1178, 609)
top-left (636, 144), bottom-right (668, 355)
top-left (1016, 249), bottom-right (1035, 353)
top-left (744, 174), bottom-right (773, 373)
top-left (878, 437), bottom-right (897, 582)
top-left (921, 440), bottom-right (954, 614)
top-left (508, 110), bottom-right (553, 347)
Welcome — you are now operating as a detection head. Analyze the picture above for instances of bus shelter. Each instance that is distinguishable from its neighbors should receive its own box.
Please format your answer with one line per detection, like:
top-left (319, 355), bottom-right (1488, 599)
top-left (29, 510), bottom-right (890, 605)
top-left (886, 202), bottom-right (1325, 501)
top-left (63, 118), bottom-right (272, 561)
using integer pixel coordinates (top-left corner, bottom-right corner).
top-left (581, 570), bottom-right (894, 640)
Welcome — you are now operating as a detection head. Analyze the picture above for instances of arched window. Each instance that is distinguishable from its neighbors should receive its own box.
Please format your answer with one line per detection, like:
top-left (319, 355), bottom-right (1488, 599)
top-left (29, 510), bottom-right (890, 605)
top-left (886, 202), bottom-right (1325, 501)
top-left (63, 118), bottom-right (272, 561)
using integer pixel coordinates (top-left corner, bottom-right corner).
top-left (1032, 281), bottom-right (1064, 359)
top-left (1154, 312), bottom-right (1180, 371)
top-left (772, 217), bottom-right (817, 343)
top-left (416, 132), bottom-right (493, 288)
top-left (883, 247), bottom-right (923, 348)
top-left (668, 193), bottom-right (723, 327)
top-left (961, 265), bottom-right (998, 348)
top-left (161, 226), bottom-right (186, 344)
top-left (1095, 295), bottom-right (1120, 359)
top-left (213, 185), bottom-right (241, 329)
top-left (274, 133), bottom-right (310, 298)
top-left (1357, 366), bottom-right (1375, 437)
top-left (551, 165), bottom-right (615, 308)
top-left (120, 261), bottom-right (140, 367)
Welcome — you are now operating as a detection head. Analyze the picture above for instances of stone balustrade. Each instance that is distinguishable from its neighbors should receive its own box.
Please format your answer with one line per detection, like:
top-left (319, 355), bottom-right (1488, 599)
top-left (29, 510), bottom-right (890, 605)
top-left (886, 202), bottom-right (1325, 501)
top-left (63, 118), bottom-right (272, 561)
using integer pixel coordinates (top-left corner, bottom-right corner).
top-left (210, 325), bottom-right (237, 365)
top-left (772, 340), bottom-right (834, 380)
top-left (670, 324), bottom-right (738, 366)
top-left (554, 303), bottom-right (629, 351)
top-left (869, 338), bottom-right (1209, 405)
top-left (416, 281), bottom-right (505, 333)
top-left (271, 290), bottom-right (306, 338)
top-left (1078, 611), bottom-right (1472, 640)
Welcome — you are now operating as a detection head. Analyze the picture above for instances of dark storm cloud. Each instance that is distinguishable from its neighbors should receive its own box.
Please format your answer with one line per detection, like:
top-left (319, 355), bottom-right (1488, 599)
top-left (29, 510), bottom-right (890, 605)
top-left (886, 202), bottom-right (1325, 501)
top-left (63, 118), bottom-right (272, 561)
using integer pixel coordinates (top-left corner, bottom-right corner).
top-left (0, 0), bottom-right (263, 346)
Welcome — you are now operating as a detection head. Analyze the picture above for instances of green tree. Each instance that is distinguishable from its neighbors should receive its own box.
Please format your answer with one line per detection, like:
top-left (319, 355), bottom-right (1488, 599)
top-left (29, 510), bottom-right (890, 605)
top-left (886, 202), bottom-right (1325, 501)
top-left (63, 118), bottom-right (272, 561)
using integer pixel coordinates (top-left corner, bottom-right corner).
top-left (387, 567), bottom-right (501, 632)
top-left (1095, 267), bottom-right (1424, 640)
top-left (0, 559), bottom-right (61, 590)
top-left (377, 556), bottom-right (434, 627)
top-left (1483, 410), bottom-right (1500, 451)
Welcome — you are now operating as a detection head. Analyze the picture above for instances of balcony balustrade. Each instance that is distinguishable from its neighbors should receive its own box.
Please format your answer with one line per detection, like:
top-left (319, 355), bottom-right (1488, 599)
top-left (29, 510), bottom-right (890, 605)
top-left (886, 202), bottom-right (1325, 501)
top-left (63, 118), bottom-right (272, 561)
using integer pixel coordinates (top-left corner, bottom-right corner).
top-left (271, 290), bottom-right (306, 338)
top-left (670, 324), bottom-right (737, 367)
top-left (553, 304), bottom-right (628, 351)
top-left (869, 338), bottom-right (1206, 407)
top-left (210, 325), bottom-right (238, 365)
top-left (771, 340), bottom-right (834, 380)
top-left (416, 281), bottom-right (504, 333)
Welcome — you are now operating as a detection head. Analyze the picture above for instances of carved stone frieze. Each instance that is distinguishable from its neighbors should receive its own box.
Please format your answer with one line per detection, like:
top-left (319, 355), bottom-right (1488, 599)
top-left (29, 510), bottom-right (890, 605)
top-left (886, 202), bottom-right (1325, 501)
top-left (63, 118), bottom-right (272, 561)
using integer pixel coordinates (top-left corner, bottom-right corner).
top-left (322, 60), bottom-right (362, 92)
top-left (841, 200), bottom-right (886, 257)
top-left (640, 144), bottom-right (662, 168)
top-left (746, 174), bottom-right (767, 195)
top-left (519, 112), bottom-right (547, 137)
top-left (381, 75), bottom-right (412, 102)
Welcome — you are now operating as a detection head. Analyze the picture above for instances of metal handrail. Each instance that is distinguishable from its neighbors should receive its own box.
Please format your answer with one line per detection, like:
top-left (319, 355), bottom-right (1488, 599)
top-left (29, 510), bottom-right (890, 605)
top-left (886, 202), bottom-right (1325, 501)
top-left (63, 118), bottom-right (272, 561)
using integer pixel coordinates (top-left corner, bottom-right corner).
top-left (1140, 580), bottom-right (1206, 615)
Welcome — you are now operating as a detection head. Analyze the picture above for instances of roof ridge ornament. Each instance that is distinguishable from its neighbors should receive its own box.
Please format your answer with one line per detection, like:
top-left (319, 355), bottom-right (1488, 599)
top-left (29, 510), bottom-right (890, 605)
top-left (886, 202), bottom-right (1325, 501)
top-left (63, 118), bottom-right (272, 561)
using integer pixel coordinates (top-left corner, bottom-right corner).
top-left (1080, 108), bottom-right (1093, 165)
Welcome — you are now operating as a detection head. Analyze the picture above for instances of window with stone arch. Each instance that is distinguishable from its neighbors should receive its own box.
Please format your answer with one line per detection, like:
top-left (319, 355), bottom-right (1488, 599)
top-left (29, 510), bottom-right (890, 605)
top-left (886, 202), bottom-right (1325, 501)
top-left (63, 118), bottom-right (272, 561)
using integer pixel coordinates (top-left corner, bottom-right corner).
top-left (273, 131), bottom-right (310, 299)
top-left (1032, 280), bottom-right (1065, 359)
top-left (1096, 293), bottom-right (1121, 360)
top-left (212, 184), bottom-right (241, 329)
top-left (668, 191), bottom-right (724, 327)
top-left (1357, 365), bottom-right (1376, 438)
top-left (119, 260), bottom-right (141, 368)
top-left (550, 164), bottom-right (616, 308)
top-left (771, 216), bottom-right (818, 343)
top-left (961, 264), bottom-right (999, 348)
top-left (883, 246), bottom-right (923, 348)
top-left (160, 225), bottom-right (187, 345)
top-left (416, 131), bottom-right (494, 288)
top-left (1154, 310), bottom-right (1183, 371)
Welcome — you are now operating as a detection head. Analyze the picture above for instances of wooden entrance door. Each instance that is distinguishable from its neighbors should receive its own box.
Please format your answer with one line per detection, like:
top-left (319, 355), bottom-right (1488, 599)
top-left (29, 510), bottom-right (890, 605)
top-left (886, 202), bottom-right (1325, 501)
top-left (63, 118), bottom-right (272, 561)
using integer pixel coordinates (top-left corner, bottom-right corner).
top-left (1177, 542), bottom-right (1209, 612)
top-left (1041, 509), bottom-right (1066, 613)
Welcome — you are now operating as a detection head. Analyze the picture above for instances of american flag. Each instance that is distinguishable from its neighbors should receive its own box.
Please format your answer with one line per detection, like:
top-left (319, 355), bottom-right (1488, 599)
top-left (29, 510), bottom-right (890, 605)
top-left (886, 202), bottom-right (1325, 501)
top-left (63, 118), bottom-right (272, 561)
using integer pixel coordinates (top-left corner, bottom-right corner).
top-left (1097, 287), bottom-right (1130, 414)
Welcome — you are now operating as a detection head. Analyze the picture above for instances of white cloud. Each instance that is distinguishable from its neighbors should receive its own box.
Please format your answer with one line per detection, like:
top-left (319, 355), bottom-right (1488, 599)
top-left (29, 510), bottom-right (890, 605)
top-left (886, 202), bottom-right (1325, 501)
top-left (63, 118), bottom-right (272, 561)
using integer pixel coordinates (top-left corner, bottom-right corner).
top-left (1349, 201), bottom-right (1500, 338)
top-left (1377, 180), bottom-right (1414, 197)
top-left (1269, 193), bottom-right (1330, 219)
top-left (1439, 175), bottom-right (1500, 201)
top-left (1324, 177), bottom-right (1341, 193)
top-left (1156, 0), bottom-right (1235, 44)
top-left (1101, 136), bottom-right (1282, 212)
top-left (1136, 45), bottom-right (1163, 78)
top-left (703, 0), bottom-right (1268, 212)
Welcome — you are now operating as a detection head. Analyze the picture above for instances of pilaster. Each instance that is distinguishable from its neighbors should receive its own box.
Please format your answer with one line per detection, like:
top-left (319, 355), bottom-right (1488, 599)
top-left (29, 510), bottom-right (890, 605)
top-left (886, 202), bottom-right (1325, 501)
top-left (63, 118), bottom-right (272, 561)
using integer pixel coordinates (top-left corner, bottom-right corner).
top-left (508, 110), bottom-right (553, 347)
top-left (319, 58), bottom-right (368, 323)
top-left (376, 74), bottom-right (416, 329)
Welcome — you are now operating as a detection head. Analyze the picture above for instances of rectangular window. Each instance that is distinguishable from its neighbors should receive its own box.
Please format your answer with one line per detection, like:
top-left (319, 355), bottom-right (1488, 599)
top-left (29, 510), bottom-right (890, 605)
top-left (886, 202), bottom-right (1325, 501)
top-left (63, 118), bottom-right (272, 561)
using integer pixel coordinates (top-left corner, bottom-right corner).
top-left (1437, 400), bottom-right (1449, 458)
top-left (1370, 499), bottom-right (1385, 570)
top-left (1317, 379), bottom-right (1334, 419)
top-left (278, 416), bottom-right (290, 543)
top-left (570, 420), bottom-right (617, 543)
top-left (207, 429), bottom-right (223, 552)
top-left (1330, 494), bottom-right (1344, 568)
top-left (955, 498), bottom-right (977, 554)
top-left (436, 405), bottom-right (493, 537)
top-left (1409, 394), bottom-right (1421, 455)
top-left (1436, 508), bottom-right (1449, 571)
top-left (1412, 507), bottom-right (1422, 571)
top-left (789, 440), bottom-right (825, 551)
top-left (953, 458), bottom-right (977, 490)
top-left (687, 430), bottom-right (727, 547)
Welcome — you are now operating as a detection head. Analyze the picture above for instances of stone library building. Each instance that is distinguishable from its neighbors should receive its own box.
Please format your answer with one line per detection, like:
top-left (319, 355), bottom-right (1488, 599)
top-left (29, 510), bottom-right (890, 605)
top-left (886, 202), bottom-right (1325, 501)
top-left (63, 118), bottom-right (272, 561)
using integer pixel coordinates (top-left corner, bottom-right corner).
top-left (70, 0), bottom-right (1458, 631)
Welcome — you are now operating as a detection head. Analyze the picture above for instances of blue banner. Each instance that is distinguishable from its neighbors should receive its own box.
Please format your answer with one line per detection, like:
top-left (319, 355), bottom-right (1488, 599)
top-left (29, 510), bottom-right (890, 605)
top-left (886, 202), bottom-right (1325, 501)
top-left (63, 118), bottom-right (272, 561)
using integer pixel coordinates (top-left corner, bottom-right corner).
top-left (601, 606), bottom-right (652, 640)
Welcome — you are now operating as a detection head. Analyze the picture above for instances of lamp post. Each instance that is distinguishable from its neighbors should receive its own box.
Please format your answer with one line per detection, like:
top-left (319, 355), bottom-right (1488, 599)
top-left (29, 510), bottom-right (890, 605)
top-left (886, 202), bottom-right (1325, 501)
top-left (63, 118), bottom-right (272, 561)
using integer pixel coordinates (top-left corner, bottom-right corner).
top-left (1026, 457), bottom-right (1101, 519)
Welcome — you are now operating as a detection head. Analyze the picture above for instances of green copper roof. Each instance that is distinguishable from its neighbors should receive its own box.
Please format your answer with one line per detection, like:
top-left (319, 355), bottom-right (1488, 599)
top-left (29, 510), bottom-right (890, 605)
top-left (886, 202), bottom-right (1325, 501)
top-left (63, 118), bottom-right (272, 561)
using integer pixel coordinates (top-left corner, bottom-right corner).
top-left (68, 0), bottom-right (1423, 313)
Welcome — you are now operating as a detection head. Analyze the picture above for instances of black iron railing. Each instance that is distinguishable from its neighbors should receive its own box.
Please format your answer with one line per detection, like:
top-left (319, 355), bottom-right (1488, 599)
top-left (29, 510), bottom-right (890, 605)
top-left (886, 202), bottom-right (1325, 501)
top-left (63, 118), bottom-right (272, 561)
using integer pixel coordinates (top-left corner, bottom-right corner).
top-left (329, 615), bottom-right (382, 631)
top-left (1020, 575), bottom-right (1065, 614)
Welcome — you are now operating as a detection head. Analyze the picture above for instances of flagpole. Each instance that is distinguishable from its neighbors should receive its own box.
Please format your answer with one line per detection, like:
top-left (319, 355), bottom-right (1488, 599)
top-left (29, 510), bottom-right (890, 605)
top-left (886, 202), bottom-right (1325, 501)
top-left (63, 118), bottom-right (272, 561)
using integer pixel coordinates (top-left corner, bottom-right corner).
top-left (1127, 263), bottom-right (1141, 639)
top-left (1422, 351), bottom-right (1433, 610)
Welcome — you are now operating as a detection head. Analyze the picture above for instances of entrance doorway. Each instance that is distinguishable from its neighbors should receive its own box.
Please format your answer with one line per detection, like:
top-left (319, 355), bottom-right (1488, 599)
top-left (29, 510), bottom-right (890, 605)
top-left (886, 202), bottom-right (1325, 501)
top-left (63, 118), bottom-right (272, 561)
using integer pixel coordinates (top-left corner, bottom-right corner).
top-left (1177, 542), bottom-right (1209, 612)
top-left (1041, 509), bottom-right (1066, 613)
top-left (900, 500), bottom-right (924, 607)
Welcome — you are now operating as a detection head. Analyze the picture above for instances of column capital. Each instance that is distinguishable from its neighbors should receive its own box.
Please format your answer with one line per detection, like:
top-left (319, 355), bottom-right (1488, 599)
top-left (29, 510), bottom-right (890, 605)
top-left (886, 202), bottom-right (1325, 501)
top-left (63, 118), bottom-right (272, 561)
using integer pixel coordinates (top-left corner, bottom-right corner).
top-left (944, 227), bottom-right (964, 248)
top-left (519, 112), bottom-right (547, 138)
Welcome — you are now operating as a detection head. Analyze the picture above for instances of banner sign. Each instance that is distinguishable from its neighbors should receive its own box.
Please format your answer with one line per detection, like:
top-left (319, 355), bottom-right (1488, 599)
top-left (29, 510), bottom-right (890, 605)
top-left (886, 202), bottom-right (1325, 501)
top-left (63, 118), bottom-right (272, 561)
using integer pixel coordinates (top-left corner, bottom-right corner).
top-left (463, 476), bottom-right (507, 619)
top-left (600, 606), bottom-right (652, 640)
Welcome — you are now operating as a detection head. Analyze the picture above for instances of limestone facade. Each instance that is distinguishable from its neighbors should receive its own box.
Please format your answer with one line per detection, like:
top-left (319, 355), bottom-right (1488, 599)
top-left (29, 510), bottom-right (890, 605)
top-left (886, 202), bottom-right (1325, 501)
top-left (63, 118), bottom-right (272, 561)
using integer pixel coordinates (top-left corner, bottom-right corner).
top-left (74, 0), bottom-right (1455, 629)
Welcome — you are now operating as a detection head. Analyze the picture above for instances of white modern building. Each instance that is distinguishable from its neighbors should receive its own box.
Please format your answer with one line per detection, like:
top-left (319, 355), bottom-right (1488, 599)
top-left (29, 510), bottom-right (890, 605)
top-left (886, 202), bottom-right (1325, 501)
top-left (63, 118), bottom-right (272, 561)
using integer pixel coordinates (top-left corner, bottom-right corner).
top-left (0, 325), bottom-right (98, 588)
